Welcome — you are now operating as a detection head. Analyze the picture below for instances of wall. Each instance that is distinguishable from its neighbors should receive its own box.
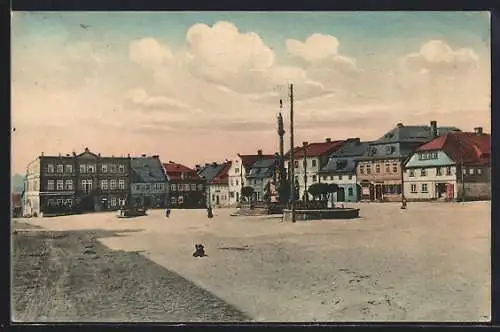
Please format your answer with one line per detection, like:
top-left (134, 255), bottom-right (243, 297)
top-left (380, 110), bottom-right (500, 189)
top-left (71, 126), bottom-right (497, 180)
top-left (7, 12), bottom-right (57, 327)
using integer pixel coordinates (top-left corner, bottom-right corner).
top-left (23, 158), bottom-right (41, 216)
top-left (284, 156), bottom-right (321, 199)
top-left (463, 182), bottom-right (491, 200)
top-left (227, 158), bottom-right (243, 206)
top-left (208, 183), bottom-right (230, 207)
top-left (356, 158), bottom-right (402, 182)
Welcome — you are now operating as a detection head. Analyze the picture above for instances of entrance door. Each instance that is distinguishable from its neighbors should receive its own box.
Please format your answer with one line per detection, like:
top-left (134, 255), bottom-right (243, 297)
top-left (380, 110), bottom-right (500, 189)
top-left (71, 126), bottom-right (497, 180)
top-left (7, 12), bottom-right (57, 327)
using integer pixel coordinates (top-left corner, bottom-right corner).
top-left (236, 192), bottom-right (239, 202)
top-left (216, 196), bottom-right (220, 206)
top-left (337, 187), bottom-right (346, 202)
top-left (375, 184), bottom-right (383, 200)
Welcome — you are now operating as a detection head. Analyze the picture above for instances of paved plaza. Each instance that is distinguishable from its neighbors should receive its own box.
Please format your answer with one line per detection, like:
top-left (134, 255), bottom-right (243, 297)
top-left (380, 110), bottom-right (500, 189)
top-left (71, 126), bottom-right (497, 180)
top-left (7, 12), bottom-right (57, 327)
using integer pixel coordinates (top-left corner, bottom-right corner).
top-left (15, 202), bottom-right (490, 322)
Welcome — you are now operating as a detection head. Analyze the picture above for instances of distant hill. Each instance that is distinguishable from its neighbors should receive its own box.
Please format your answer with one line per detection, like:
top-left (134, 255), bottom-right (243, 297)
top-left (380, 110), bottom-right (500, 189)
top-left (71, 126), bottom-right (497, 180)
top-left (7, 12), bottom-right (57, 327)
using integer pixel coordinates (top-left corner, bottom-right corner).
top-left (12, 174), bottom-right (24, 193)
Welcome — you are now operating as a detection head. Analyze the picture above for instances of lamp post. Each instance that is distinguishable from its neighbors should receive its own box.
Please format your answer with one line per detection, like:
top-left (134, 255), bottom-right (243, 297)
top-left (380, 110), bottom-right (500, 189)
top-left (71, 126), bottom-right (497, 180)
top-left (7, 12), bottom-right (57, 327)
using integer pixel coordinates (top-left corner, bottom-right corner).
top-left (303, 141), bottom-right (308, 205)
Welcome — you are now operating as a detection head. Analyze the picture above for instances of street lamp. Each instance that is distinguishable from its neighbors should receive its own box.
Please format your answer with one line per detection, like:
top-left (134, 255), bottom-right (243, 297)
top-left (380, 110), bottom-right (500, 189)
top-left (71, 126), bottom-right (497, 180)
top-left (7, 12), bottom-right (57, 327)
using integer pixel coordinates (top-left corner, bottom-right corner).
top-left (288, 84), bottom-right (296, 223)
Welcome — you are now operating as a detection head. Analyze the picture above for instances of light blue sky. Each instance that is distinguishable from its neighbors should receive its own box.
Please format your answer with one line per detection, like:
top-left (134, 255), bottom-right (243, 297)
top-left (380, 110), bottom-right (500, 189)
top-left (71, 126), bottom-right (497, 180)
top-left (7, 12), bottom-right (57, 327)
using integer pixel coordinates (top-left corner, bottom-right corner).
top-left (12, 11), bottom-right (490, 61)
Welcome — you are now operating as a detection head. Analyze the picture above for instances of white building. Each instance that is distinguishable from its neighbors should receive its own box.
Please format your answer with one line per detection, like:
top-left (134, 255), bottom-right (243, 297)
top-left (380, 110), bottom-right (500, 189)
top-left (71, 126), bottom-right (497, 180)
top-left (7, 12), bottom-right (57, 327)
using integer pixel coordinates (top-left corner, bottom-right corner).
top-left (197, 161), bottom-right (232, 208)
top-left (284, 139), bottom-right (345, 200)
top-left (245, 158), bottom-right (277, 202)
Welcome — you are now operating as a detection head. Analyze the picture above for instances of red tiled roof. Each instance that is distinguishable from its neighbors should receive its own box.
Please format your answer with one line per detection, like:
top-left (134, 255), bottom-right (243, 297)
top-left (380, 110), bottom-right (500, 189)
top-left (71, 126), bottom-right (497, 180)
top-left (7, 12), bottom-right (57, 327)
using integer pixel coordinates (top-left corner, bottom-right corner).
top-left (238, 154), bottom-right (275, 168)
top-left (211, 161), bottom-right (232, 184)
top-left (284, 140), bottom-right (345, 159)
top-left (163, 163), bottom-right (202, 181)
top-left (417, 132), bottom-right (491, 166)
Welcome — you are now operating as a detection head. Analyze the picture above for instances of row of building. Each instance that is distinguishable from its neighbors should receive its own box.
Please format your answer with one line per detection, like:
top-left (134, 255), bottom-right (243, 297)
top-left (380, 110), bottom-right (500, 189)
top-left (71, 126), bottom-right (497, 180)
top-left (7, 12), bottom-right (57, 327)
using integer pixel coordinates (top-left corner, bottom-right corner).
top-left (20, 120), bottom-right (490, 217)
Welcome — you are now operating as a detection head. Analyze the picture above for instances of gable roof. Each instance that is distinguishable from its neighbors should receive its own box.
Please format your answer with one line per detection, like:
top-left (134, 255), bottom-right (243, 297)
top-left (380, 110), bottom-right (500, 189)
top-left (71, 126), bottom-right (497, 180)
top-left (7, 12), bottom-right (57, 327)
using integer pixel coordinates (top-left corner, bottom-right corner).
top-left (76, 147), bottom-right (99, 158)
top-left (197, 163), bottom-right (227, 182)
top-left (320, 157), bottom-right (357, 174)
top-left (374, 124), bottom-right (461, 144)
top-left (246, 158), bottom-right (277, 179)
top-left (284, 140), bottom-right (344, 159)
top-left (163, 162), bottom-right (202, 181)
top-left (416, 132), bottom-right (491, 166)
top-left (211, 161), bottom-right (232, 184)
top-left (330, 138), bottom-right (371, 158)
top-left (238, 153), bottom-right (275, 168)
top-left (131, 157), bottom-right (166, 183)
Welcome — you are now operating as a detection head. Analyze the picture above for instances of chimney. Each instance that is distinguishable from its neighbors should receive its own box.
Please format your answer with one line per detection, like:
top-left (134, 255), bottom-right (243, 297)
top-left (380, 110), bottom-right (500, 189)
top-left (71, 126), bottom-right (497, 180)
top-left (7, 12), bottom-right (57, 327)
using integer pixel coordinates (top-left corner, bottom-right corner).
top-left (396, 123), bottom-right (404, 128)
top-left (84, 147), bottom-right (89, 152)
top-left (66, 154), bottom-right (70, 157)
top-left (41, 152), bottom-right (44, 157)
top-left (212, 162), bottom-right (217, 166)
top-left (169, 161), bottom-right (174, 163)
top-left (303, 141), bottom-right (308, 146)
top-left (205, 163), bottom-right (209, 166)
top-left (474, 127), bottom-right (483, 135)
top-left (430, 120), bottom-right (438, 138)
top-left (152, 155), bottom-right (159, 158)
top-left (141, 154), bottom-right (147, 157)
top-left (257, 149), bottom-right (262, 156)
top-left (98, 153), bottom-right (101, 157)
top-left (195, 164), bottom-right (201, 170)
top-left (325, 138), bottom-right (331, 143)
top-left (72, 151), bottom-right (76, 157)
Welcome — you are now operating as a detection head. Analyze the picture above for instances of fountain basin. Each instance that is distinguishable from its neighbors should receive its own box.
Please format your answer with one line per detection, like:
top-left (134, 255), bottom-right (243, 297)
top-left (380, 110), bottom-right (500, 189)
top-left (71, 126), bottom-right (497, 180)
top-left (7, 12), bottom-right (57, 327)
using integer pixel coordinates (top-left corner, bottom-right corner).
top-left (282, 208), bottom-right (360, 221)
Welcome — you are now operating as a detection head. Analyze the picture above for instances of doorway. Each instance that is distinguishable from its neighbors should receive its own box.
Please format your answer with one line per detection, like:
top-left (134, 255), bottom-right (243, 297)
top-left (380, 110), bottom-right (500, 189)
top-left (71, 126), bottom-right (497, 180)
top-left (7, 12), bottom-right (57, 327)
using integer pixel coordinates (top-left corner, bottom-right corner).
top-left (436, 183), bottom-right (447, 198)
top-left (337, 187), bottom-right (346, 202)
top-left (375, 184), bottom-right (383, 201)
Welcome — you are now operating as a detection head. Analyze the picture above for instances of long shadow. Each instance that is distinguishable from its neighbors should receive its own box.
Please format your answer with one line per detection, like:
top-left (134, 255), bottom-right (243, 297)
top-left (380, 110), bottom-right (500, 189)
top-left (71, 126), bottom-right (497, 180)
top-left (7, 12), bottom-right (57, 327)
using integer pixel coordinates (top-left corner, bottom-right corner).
top-left (12, 229), bottom-right (251, 323)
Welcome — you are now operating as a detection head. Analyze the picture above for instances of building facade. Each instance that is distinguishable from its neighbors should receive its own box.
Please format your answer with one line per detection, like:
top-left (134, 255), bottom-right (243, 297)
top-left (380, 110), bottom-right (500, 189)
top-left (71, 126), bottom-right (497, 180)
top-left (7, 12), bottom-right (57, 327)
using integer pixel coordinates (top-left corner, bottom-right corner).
top-left (284, 138), bottom-right (345, 201)
top-left (130, 155), bottom-right (169, 208)
top-left (197, 162), bottom-right (228, 207)
top-left (356, 121), bottom-right (461, 202)
top-left (163, 162), bottom-right (205, 209)
top-left (245, 158), bottom-right (277, 202)
top-left (228, 150), bottom-right (275, 205)
top-left (403, 128), bottom-right (490, 201)
top-left (319, 138), bottom-right (370, 203)
top-left (23, 148), bottom-right (131, 216)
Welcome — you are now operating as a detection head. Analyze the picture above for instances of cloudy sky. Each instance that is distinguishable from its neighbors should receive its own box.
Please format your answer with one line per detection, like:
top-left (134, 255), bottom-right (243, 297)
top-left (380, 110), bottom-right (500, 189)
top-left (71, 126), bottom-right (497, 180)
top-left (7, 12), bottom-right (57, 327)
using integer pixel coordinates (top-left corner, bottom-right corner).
top-left (11, 11), bottom-right (490, 174)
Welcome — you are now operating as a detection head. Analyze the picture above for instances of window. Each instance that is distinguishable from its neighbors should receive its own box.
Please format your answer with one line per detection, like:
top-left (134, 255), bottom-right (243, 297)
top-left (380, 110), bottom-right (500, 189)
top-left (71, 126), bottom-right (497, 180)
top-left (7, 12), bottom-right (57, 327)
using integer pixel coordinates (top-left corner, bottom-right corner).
top-left (47, 164), bottom-right (54, 173)
top-left (348, 175), bottom-right (353, 180)
top-left (312, 175), bottom-right (317, 182)
top-left (322, 176), bottom-right (327, 181)
top-left (359, 166), bottom-right (364, 174)
top-left (469, 168), bottom-right (474, 175)
top-left (110, 164), bottom-right (118, 173)
top-left (409, 169), bottom-right (415, 177)
top-left (110, 179), bottom-right (117, 190)
top-left (65, 164), bottom-right (73, 173)
top-left (80, 164), bottom-right (86, 173)
top-left (65, 180), bottom-right (73, 190)
top-left (191, 184), bottom-right (197, 191)
top-left (178, 184), bottom-right (184, 191)
top-left (119, 165), bottom-right (125, 173)
top-left (101, 164), bottom-right (108, 173)
top-left (462, 168), bottom-right (467, 175)
top-left (235, 168), bottom-right (239, 174)
top-left (135, 184), bottom-right (141, 191)
top-left (375, 164), bottom-right (381, 173)
top-left (230, 191), bottom-right (235, 198)
top-left (236, 179), bottom-right (239, 186)
top-left (421, 183), bottom-right (428, 193)
top-left (385, 163), bottom-right (390, 173)
top-left (56, 164), bottom-right (64, 173)
top-left (171, 196), bottom-right (177, 204)
top-left (87, 164), bottom-right (96, 173)
top-left (312, 159), bottom-right (317, 167)
top-left (81, 180), bottom-right (93, 191)
top-left (294, 161), bottom-right (299, 168)
top-left (338, 175), bottom-right (343, 180)
top-left (197, 184), bottom-right (204, 191)
top-left (253, 180), bottom-right (257, 185)
top-left (178, 196), bottom-right (184, 204)
top-left (329, 176), bottom-right (334, 180)
top-left (110, 197), bottom-right (117, 207)
top-left (119, 180), bottom-right (125, 189)
top-left (410, 184), bottom-right (417, 193)
top-left (348, 187), bottom-right (353, 196)
top-left (66, 199), bottom-right (73, 207)
top-left (436, 167), bottom-right (442, 176)
top-left (57, 199), bottom-right (63, 206)
top-left (420, 168), bottom-right (427, 176)
top-left (477, 168), bottom-right (482, 175)
top-left (171, 184), bottom-right (177, 191)
top-left (47, 180), bottom-right (54, 191)
top-left (99, 180), bottom-right (108, 190)
top-left (392, 163), bottom-right (398, 173)
top-left (366, 165), bottom-right (371, 174)
top-left (446, 167), bottom-right (452, 175)
top-left (48, 199), bottom-right (55, 206)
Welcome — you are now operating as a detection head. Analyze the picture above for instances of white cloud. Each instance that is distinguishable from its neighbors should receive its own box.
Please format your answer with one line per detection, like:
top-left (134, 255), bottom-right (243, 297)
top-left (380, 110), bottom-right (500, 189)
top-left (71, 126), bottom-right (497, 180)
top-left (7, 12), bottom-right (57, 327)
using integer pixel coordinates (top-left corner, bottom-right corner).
top-left (400, 40), bottom-right (479, 74)
top-left (129, 37), bottom-right (173, 68)
top-left (125, 87), bottom-right (190, 111)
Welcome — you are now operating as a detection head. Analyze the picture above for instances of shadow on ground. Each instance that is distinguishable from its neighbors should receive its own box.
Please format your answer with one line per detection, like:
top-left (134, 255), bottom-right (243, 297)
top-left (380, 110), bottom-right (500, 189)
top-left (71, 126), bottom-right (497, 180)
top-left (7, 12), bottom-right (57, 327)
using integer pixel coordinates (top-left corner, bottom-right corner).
top-left (12, 228), bottom-right (250, 322)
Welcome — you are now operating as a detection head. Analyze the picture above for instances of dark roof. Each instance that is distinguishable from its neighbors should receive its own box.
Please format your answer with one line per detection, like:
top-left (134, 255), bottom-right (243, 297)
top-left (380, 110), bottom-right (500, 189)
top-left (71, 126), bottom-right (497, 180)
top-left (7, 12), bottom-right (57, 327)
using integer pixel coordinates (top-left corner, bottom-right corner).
top-left (238, 153), bottom-right (275, 168)
top-left (284, 140), bottom-right (344, 159)
top-left (246, 158), bottom-right (277, 179)
top-left (320, 157), bottom-right (357, 174)
top-left (330, 138), bottom-right (371, 158)
top-left (416, 132), bottom-right (491, 166)
top-left (163, 162), bottom-right (202, 181)
top-left (197, 163), bottom-right (227, 182)
top-left (374, 124), bottom-right (461, 144)
top-left (131, 157), bottom-right (167, 182)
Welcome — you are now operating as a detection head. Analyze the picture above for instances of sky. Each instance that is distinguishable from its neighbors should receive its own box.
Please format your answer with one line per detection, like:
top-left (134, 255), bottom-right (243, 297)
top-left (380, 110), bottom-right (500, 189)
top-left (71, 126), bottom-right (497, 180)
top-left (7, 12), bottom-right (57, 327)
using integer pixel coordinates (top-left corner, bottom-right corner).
top-left (11, 11), bottom-right (491, 174)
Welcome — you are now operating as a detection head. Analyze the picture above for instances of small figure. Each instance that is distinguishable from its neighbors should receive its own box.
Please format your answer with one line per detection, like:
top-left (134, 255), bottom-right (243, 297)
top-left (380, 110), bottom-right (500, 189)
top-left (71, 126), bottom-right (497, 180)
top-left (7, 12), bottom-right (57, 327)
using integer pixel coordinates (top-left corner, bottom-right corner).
top-left (207, 206), bottom-right (213, 219)
top-left (192, 244), bottom-right (206, 257)
top-left (165, 208), bottom-right (171, 218)
top-left (401, 197), bottom-right (407, 210)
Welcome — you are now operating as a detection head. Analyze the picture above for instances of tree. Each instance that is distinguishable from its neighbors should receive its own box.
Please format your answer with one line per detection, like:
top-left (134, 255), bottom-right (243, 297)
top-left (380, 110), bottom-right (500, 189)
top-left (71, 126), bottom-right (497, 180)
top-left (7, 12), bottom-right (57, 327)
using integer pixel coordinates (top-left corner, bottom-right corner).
top-left (241, 186), bottom-right (254, 202)
top-left (263, 181), bottom-right (272, 202)
top-left (308, 183), bottom-right (326, 201)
